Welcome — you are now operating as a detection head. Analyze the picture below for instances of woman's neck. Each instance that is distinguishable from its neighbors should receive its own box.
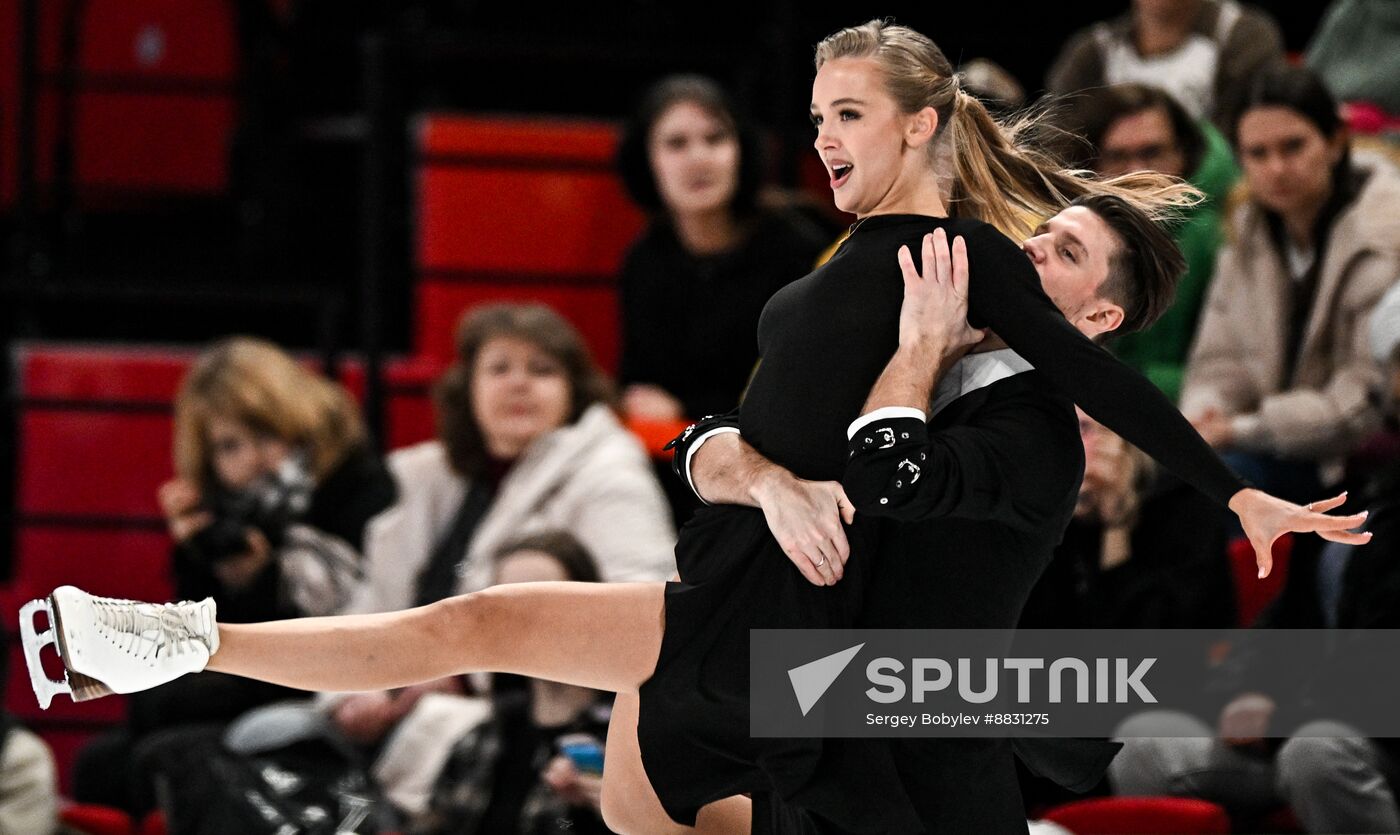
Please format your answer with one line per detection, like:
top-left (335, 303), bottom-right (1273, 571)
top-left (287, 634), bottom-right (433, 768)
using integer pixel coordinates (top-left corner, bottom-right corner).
top-left (672, 208), bottom-right (741, 256)
top-left (530, 679), bottom-right (597, 727)
top-left (1281, 200), bottom-right (1327, 251)
top-left (858, 166), bottom-right (948, 220)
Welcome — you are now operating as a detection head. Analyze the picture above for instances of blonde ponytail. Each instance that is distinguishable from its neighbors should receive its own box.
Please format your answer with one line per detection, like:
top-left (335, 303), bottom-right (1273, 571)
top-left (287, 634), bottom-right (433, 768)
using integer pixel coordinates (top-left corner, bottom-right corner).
top-left (948, 89), bottom-right (1200, 238)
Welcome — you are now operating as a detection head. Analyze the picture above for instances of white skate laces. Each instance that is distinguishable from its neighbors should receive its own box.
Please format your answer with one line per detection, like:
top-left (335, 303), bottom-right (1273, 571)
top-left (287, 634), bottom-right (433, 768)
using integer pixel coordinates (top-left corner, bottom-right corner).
top-left (19, 585), bottom-right (220, 709)
top-left (90, 596), bottom-right (221, 660)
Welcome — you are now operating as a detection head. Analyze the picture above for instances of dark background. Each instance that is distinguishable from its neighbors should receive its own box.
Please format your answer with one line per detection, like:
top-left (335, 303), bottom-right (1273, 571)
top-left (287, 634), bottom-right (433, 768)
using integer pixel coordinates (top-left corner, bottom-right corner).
top-left (0, 1), bottom-right (1334, 350)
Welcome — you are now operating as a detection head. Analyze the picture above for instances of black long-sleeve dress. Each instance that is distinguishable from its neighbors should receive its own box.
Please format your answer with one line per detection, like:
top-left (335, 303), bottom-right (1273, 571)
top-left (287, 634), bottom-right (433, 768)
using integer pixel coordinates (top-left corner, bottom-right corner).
top-left (618, 209), bottom-right (829, 419)
top-left (636, 214), bottom-right (1246, 827)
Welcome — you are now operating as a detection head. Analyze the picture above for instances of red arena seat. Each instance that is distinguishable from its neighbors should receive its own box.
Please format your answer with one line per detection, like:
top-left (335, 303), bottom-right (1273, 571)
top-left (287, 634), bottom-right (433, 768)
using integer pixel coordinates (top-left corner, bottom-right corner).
top-left (413, 114), bottom-right (644, 373)
top-left (1042, 796), bottom-right (1231, 834)
top-left (1228, 535), bottom-right (1292, 627)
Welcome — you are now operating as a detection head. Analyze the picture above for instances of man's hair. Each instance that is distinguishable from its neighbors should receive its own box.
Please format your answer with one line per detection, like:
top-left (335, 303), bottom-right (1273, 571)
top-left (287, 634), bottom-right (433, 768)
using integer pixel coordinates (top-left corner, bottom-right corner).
top-left (1070, 193), bottom-right (1185, 336)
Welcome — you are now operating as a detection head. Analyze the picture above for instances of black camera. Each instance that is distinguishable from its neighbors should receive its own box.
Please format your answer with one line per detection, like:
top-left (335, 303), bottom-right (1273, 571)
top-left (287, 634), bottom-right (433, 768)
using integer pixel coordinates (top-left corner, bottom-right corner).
top-left (188, 454), bottom-right (314, 563)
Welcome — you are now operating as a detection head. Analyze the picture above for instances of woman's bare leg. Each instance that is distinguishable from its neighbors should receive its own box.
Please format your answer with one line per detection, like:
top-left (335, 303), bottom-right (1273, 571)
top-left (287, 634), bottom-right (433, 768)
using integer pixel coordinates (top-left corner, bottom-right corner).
top-left (207, 581), bottom-right (665, 695)
top-left (696, 799), bottom-right (753, 834)
top-left (208, 580), bottom-right (753, 831)
top-left (602, 692), bottom-right (752, 835)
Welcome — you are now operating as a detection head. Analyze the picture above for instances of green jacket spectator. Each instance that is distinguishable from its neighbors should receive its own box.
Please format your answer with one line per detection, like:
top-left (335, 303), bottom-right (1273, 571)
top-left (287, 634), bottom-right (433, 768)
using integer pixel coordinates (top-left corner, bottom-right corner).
top-left (1073, 83), bottom-right (1241, 401)
top-left (1114, 123), bottom-right (1238, 401)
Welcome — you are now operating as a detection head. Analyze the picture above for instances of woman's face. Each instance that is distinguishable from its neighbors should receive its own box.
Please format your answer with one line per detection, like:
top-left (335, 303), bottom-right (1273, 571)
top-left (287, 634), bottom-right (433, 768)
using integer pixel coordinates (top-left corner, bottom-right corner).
top-left (647, 100), bottom-right (740, 219)
top-left (207, 415), bottom-right (291, 491)
top-left (494, 548), bottom-right (570, 585)
top-left (1236, 106), bottom-right (1343, 221)
top-left (471, 335), bottom-right (572, 458)
top-left (811, 57), bottom-right (926, 217)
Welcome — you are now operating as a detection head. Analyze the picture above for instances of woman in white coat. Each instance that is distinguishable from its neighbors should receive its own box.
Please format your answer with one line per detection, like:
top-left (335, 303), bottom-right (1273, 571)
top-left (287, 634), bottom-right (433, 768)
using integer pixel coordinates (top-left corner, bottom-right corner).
top-left (327, 303), bottom-right (675, 797)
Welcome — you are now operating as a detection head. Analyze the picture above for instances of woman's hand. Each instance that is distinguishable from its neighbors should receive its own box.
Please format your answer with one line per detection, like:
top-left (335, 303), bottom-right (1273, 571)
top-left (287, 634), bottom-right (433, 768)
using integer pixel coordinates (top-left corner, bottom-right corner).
top-left (211, 529), bottom-right (274, 590)
top-left (542, 755), bottom-right (603, 811)
top-left (330, 677), bottom-right (463, 745)
top-left (1189, 407), bottom-right (1235, 449)
top-left (158, 478), bottom-right (211, 543)
top-left (751, 470), bottom-right (856, 587)
top-left (896, 228), bottom-right (986, 362)
top-left (622, 384), bottom-right (685, 421)
top-left (1228, 489), bottom-right (1370, 578)
top-left (332, 691), bottom-right (405, 745)
top-left (1218, 691), bottom-right (1276, 749)
top-left (1080, 431), bottom-right (1134, 523)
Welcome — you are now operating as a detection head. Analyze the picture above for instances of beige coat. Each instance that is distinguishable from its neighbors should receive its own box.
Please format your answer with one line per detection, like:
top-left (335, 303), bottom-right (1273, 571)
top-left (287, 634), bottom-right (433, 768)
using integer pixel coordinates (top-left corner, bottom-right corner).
top-left (348, 402), bottom-right (676, 615)
top-left (1181, 154), bottom-right (1400, 459)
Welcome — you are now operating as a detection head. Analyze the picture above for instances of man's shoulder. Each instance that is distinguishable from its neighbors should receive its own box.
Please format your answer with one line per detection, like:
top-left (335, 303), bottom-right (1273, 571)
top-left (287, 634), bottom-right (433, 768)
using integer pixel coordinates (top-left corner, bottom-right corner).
top-left (935, 369), bottom-right (1075, 429)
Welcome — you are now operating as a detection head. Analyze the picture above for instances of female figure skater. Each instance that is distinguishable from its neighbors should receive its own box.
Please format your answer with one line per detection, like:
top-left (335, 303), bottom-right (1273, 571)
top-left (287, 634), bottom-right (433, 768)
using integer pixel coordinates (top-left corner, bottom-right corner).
top-left (24, 20), bottom-right (1368, 835)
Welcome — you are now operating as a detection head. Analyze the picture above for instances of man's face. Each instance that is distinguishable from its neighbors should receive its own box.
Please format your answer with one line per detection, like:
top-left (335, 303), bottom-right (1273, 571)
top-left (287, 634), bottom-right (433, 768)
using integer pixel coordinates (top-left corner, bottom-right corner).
top-left (1097, 106), bottom-right (1188, 178)
top-left (1021, 206), bottom-right (1124, 339)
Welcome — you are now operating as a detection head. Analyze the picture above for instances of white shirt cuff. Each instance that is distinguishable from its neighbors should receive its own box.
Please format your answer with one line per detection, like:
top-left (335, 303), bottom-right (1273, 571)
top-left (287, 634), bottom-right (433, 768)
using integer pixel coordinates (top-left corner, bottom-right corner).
top-left (847, 406), bottom-right (928, 440)
top-left (685, 426), bottom-right (741, 505)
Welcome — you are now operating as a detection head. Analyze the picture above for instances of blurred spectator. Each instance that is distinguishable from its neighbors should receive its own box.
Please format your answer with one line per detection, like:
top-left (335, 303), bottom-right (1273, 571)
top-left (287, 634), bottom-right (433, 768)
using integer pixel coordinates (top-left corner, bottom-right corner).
top-left (0, 627), bottom-right (58, 835)
top-left (1371, 281), bottom-right (1400, 373)
top-left (615, 75), bottom-right (828, 423)
top-left (1078, 83), bottom-right (1240, 400)
top-left (1110, 314), bottom-right (1400, 831)
top-left (322, 303), bottom-right (674, 790)
top-left (1019, 409), bottom-right (1234, 629)
top-left (73, 337), bottom-right (396, 815)
top-left (1306, 0), bottom-right (1400, 117)
top-left (1047, 0), bottom-right (1285, 128)
top-left (1180, 65), bottom-right (1400, 502)
top-left (959, 58), bottom-right (1027, 113)
top-left (410, 532), bottom-right (612, 835)
top-left (164, 338), bottom-right (395, 620)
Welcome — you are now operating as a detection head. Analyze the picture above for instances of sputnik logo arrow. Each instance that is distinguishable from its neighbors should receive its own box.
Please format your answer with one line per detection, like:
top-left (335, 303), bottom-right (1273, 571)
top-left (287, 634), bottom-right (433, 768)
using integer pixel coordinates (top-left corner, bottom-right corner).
top-left (788, 643), bottom-right (865, 716)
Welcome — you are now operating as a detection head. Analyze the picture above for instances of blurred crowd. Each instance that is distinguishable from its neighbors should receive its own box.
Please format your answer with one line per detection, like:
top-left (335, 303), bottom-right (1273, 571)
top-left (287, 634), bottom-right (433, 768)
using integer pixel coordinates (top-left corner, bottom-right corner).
top-left (8, 1), bottom-right (1400, 833)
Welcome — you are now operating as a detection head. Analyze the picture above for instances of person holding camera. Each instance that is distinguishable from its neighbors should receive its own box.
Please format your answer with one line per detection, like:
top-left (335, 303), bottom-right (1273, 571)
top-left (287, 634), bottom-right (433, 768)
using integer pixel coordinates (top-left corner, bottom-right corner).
top-left (71, 337), bottom-right (396, 817)
top-left (159, 338), bottom-right (395, 621)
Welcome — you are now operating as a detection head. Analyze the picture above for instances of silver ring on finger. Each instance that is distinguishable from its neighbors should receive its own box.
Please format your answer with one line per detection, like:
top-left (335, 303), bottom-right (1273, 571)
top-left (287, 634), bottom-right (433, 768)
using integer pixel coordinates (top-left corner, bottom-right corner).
top-left (814, 558), bottom-right (827, 567)
top-left (1306, 502), bottom-right (1314, 512)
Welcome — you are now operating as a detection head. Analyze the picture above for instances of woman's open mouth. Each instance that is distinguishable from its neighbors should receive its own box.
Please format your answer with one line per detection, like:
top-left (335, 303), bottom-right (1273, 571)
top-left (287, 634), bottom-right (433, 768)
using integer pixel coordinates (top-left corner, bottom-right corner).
top-left (830, 163), bottom-right (853, 189)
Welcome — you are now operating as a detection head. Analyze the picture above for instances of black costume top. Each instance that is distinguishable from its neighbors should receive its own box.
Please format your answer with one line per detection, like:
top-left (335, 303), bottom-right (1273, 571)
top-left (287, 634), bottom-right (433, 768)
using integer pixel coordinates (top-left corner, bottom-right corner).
top-left (738, 215), bottom-right (1241, 500)
top-left (638, 214), bottom-right (1247, 829)
top-left (618, 209), bottom-right (828, 418)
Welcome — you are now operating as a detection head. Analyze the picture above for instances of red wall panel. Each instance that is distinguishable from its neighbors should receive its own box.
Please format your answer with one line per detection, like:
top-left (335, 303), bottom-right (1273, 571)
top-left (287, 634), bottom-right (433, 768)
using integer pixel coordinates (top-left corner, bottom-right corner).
top-left (417, 281), bottom-right (619, 373)
top-left (18, 410), bottom-right (171, 518)
top-left (418, 167), bottom-right (642, 277)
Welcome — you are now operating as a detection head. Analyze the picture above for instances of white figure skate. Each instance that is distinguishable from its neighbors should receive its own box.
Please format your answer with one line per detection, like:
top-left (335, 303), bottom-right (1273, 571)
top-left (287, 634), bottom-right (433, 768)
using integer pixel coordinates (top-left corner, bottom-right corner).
top-left (18, 585), bottom-right (219, 709)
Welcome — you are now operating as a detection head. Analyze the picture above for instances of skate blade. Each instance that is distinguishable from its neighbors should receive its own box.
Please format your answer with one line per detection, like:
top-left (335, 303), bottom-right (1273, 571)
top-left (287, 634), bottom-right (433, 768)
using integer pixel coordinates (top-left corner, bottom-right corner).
top-left (18, 597), bottom-right (113, 709)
